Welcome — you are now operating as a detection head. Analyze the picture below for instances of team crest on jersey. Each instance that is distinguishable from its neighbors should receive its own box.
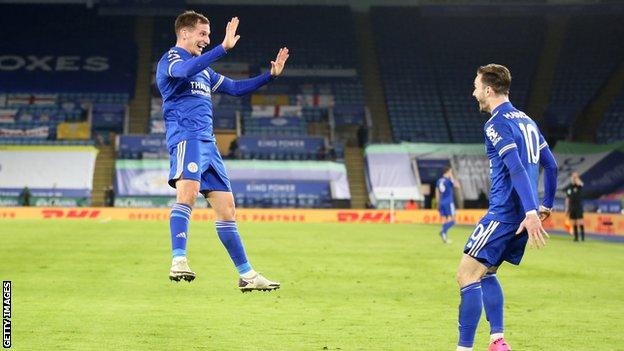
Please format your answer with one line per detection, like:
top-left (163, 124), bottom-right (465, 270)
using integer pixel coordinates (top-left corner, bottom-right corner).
top-left (187, 162), bottom-right (198, 173)
top-left (486, 125), bottom-right (502, 146)
top-left (167, 50), bottom-right (181, 62)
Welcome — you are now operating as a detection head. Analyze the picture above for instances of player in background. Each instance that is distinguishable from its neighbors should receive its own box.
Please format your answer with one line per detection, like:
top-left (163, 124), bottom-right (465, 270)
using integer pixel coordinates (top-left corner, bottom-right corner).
top-left (436, 166), bottom-right (460, 243)
top-left (565, 171), bottom-right (585, 241)
top-left (455, 64), bottom-right (558, 351)
top-left (155, 10), bottom-right (289, 292)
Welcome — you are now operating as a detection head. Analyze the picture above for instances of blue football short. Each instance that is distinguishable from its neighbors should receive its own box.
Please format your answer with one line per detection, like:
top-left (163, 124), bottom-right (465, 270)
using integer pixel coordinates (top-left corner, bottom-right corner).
top-left (463, 217), bottom-right (528, 267)
top-left (439, 203), bottom-right (455, 217)
top-left (168, 139), bottom-right (232, 193)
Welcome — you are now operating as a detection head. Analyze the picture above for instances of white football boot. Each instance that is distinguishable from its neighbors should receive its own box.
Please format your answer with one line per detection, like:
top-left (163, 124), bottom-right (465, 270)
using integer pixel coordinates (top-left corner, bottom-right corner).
top-left (169, 257), bottom-right (196, 282)
top-left (238, 273), bottom-right (280, 293)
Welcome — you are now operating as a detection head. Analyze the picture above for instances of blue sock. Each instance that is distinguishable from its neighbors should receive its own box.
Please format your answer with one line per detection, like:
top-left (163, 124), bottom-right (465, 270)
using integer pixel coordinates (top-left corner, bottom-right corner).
top-left (458, 282), bottom-right (483, 348)
top-left (441, 220), bottom-right (454, 234)
top-left (170, 203), bottom-right (192, 258)
top-left (215, 220), bottom-right (252, 274)
top-left (448, 220), bottom-right (455, 231)
top-left (481, 273), bottom-right (504, 334)
top-left (443, 220), bottom-right (456, 233)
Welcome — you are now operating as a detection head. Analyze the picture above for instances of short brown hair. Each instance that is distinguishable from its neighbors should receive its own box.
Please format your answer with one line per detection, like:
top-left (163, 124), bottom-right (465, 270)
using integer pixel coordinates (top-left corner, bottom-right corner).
top-left (175, 10), bottom-right (209, 35)
top-left (477, 64), bottom-right (511, 95)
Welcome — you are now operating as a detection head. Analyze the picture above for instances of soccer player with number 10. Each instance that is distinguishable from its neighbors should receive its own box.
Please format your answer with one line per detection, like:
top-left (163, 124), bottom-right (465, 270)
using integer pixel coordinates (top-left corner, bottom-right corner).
top-left (455, 64), bottom-right (558, 351)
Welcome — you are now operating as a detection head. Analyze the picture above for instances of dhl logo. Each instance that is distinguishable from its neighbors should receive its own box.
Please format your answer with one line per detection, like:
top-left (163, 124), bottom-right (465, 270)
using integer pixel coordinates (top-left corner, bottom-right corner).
top-left (337, 211), bottom-right (392, 223)
top-left (41, 209), bottom-right (101, 219)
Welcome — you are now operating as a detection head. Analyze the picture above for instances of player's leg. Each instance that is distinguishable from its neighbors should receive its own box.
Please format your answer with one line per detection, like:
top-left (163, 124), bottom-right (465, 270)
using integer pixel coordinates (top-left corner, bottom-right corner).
top-left (481, 266), bottom-right (506, 348)
top-left (169, 180), bottom-right (199, 282)
top-left (205, 190), bottom-right (280, 292)
top-left (440, 215), bottom-right (450, 243)
top-left (439, 204), bottom-right (452, 243)
top-left (446, 204), bottom-right (457, 241)
top-left (572, 218), bottom-right (579, 241)
top-left (456, 254), bottom-right (488, 351)
top-left (167, 140), bottom-right (202, 282)
top-left (438, 205), bottom-right (446, 240)
top-left (578, 217), bottom-right (585, 241)
top-left (459, 218), bottom-right (520, 350)
top-left (480, 223), bottom-right (528, 351)
top-left (205, 190), bottom-right (251, 275)
top-left (201, 142), bottom-right (279, 292)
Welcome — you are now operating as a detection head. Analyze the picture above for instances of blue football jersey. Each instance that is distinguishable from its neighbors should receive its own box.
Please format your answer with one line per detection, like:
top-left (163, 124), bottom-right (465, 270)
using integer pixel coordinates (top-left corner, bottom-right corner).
top-left (156, 46), bottom-right (227, 151)
top-left (484, 102), bottom-right (547, 223)
top-left (437, 176), bottom-right (454, 205)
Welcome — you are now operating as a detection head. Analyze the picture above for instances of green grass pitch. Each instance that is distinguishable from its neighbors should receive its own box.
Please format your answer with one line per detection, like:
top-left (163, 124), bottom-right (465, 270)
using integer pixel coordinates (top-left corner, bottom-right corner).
top-left (2, 220), bottom-right (624, 350)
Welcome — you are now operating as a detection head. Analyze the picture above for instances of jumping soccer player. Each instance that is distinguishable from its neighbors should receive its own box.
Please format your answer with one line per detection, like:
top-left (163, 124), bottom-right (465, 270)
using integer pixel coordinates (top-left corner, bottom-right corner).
top-left (155, 10), bottom-right (289, 292)
top-left (436, 166), bottom-right (460, 243)
top-left (455, 64), bottom-right (558, 351)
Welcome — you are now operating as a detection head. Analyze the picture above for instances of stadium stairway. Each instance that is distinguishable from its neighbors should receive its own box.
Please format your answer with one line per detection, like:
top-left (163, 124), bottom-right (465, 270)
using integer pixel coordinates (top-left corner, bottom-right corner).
top-left (344, 146), bottom-right (367, 208)
top-left (572, 59), bottom-right (624, 142)
top-left (527, 15), bottom-right (568, 127)
top-left (91, 145), bottom-right (115, 206)
top-left (129, 16), bottom-right (154, 134)
top-left (354, 12), bottom-right (392, 143)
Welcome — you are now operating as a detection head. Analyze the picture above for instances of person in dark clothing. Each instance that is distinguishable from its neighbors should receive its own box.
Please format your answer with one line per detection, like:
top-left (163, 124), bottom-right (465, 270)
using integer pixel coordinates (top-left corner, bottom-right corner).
top-left (228, 138), bottom-right (239, 159)
top-left (105, 186), bottom-right (115, 207)
top-left (477, 190), bottom-right (488, 209)
top-left (357, 125), bottom-right (369, 148)
top-left (19, 186), bottom-right (32, 206)
top-left (565, 172), bottom-right (585, 241)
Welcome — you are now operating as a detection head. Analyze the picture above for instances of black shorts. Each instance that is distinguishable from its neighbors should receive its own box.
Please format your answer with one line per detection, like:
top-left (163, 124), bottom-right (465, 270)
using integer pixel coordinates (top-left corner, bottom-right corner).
top-left (569, 207), bottom-right (584, 220)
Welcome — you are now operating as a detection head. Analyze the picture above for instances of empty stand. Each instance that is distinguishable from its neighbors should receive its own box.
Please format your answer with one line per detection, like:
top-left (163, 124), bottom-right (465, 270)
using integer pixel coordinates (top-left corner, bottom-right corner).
top-left (545, 16), bottom-right (624, 135)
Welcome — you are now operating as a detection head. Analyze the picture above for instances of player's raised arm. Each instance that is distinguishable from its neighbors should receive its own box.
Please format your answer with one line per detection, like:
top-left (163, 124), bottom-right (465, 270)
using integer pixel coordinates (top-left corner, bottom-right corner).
top-left (221, 17), bottom-right (241, 51)
top-left (207, 48), bottom-right (290, 97)
top-left (270, 47), bottom-right (290, 77)
top-left (451, 175), bottom-right (461, 189)
top-left (168, 17), bottom-right (242, 78)
top-left (169, 46), bottom-right (227, 78)
top-left (538, 138), bottom-right (558, 221)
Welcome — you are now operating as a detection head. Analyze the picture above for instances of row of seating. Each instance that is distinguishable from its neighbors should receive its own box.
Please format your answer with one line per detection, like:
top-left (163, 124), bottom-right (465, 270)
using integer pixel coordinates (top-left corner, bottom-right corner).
top-left (545, 16), bottom-right (624, 133)
top-left (0, 138), bottom-right (94, 146)
top-left (373, 8), bottom-right (545, 143)
top-left (597, 88), bottom-right (624, 144)
top-left (234, 194), bottom-right (332, 209)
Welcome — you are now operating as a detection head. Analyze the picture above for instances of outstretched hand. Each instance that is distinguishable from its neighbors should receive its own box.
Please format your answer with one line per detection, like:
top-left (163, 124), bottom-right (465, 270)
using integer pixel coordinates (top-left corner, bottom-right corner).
top-left (221, 17), bottom-right (241, 51)
top-left (516, 211), bottom-right (549, 249)
top-left (270, 47), bottom-right (290, 77)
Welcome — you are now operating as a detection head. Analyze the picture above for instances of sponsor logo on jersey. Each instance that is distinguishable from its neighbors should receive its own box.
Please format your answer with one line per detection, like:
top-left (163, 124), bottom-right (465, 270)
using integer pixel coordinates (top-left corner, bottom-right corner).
top-left (189, 81), bottom-right (211, 97)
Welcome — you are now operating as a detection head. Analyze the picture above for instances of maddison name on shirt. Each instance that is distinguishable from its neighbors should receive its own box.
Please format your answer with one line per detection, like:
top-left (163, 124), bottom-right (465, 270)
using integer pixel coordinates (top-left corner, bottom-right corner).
top-left (502, 111), bottom-right (530, 120)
